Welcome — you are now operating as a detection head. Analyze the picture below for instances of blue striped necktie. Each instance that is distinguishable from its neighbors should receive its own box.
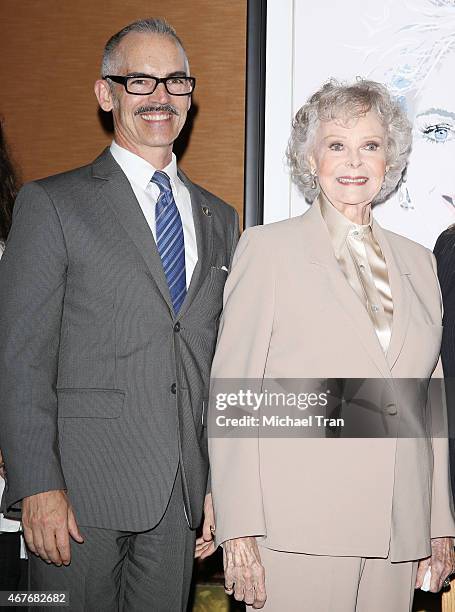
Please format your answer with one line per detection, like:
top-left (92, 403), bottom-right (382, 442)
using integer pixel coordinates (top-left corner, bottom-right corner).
top-left (151, 170), bottom-right (187, 314)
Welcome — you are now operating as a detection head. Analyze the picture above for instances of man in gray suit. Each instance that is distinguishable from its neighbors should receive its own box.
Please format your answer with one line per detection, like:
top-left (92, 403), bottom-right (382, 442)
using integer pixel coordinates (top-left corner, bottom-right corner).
top-left (0, 18), bottom-right (239, 611)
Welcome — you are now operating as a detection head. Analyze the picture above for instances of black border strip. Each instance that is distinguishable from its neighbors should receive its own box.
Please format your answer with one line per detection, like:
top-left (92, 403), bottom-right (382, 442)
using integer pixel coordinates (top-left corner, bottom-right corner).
top-left (243, 0), bottom-right (267, 228)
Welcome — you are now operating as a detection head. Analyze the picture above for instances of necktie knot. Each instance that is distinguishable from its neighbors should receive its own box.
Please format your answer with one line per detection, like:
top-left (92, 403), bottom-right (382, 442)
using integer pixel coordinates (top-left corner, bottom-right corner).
top-left (151, 170), bottom-right (172, 196)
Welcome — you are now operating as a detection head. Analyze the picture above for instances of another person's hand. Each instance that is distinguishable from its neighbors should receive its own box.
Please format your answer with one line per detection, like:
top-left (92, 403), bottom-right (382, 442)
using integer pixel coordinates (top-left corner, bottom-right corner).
top-left (22, 490), bottom-right (84, 566)
top-left (223, 536), bottom-right (266, 609)
top-left (195, 492), bottom-right (216, 559)
top-left (415, 537), bottom-right (455, 592)
top-left (0, 449), bottom-right (5, 479)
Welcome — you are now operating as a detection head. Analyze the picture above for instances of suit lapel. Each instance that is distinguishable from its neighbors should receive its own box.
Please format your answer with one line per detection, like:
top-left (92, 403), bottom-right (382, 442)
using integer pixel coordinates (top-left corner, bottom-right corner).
top-left (176, 170), bottom-right (213, 318)
top-left (92, 149), bottom-right (173, 313)
top-left (301, 201), bottom-right (392, 379)
top-left (92, 152), bottom-right (214, 319)
top-left (373, 223), bottom-right (412, 370)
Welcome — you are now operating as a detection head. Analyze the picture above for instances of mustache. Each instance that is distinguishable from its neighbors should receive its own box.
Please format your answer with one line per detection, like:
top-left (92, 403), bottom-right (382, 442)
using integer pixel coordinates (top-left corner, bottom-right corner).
top-left (134, 104), bottom-right (179, 116)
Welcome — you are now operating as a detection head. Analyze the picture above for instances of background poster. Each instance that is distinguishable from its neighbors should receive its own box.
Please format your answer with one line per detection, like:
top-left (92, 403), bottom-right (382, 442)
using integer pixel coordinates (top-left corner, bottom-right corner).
top-left (263, 0), bottom-right (455, 248)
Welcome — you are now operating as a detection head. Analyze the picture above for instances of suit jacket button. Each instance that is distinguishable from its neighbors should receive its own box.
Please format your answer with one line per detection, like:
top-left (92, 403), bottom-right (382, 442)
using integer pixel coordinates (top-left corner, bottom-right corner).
top-left (174, 322), bottom-right (181, 332)
top-left (385, 403), bottom-right (397, 415)
top-left (171, 383), bottom-right (177, 395)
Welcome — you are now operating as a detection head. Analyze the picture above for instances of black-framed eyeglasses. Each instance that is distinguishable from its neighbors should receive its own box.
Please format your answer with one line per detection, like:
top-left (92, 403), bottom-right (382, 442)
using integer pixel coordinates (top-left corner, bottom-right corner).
top-left (104, 74), bottom-right (196, 96)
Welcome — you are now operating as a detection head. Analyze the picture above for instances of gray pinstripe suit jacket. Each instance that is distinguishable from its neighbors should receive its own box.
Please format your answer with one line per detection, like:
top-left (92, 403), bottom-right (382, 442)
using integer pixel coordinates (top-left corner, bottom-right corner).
top-left (0, 148), bottom-right (239, 531)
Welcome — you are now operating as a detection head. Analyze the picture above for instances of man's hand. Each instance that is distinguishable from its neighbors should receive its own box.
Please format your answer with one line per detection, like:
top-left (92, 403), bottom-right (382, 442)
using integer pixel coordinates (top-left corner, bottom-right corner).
top-left (0, 449), bottom-right (5, 480)
top-left (195, 492), bottom-right (216, 559)
top-left (415, 537), bottom-right (454, 592)
top-left (22, 490), bottom-right (84, 566)
top-left (223, 536), bottom-right (266, 609)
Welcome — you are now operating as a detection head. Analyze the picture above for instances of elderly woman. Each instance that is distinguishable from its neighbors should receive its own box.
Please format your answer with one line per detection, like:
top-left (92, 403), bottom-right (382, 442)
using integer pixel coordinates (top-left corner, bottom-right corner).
top-left (208, 80), bottom-right (455, 611)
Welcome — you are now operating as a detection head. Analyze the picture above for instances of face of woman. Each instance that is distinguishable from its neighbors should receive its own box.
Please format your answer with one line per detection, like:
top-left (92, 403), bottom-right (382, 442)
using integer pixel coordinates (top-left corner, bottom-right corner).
top-left (310, 111), bottom-right (387, 215)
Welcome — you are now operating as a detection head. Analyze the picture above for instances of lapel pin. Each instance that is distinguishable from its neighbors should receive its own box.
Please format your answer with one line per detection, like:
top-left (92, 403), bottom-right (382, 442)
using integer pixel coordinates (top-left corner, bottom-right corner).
top-left (202, 206), bottom-right (212, 217)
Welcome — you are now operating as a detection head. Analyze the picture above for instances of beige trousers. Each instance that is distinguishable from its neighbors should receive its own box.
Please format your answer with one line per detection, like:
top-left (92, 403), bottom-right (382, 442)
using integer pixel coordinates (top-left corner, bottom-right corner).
top-left (259, 546), bottom-right (418, 612)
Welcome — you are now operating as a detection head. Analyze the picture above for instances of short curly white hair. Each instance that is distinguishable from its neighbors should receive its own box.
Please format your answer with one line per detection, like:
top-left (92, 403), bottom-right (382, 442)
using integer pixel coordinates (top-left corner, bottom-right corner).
top-left (287, 78), bottom-right (412, 203)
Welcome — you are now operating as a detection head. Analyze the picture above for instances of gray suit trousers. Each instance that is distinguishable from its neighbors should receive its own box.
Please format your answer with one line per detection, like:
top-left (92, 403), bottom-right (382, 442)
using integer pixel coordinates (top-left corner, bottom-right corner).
top-left (29, 468), bottom-right (195, 612)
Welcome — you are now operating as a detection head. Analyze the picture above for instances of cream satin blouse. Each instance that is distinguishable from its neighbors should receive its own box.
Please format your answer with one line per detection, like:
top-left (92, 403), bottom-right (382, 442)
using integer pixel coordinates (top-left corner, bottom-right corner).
top-left (320, 194), bottom-right (393, 353)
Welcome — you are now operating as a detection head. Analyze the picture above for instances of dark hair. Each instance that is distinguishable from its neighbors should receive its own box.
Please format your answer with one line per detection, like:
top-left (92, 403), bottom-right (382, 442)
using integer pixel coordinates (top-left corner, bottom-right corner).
top-left (0, 122), bottom-right (18, 243)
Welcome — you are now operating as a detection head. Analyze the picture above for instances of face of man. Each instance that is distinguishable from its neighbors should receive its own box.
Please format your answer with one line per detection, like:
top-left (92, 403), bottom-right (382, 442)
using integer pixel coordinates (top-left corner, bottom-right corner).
top-left (95, 32), bottom-right (191, 168)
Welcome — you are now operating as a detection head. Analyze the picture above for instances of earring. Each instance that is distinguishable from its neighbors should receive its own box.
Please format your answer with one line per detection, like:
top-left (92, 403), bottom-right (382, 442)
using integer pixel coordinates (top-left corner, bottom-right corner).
top-left (398, 170), bottom-right (414, 210)
top-left (311, 170), bottom-right (317, 190)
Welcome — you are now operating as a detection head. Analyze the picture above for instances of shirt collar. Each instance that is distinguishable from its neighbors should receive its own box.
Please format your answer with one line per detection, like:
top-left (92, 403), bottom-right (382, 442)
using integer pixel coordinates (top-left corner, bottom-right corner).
top-left (110, 141), bottom-right (181, 193)
top-left (319, 191), bottom-right (373, 259)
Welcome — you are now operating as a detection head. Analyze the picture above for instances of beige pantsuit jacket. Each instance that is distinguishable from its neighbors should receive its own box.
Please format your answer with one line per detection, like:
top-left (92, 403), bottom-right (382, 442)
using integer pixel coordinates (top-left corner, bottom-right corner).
top-left (208, 200), bottom-right (455, 562)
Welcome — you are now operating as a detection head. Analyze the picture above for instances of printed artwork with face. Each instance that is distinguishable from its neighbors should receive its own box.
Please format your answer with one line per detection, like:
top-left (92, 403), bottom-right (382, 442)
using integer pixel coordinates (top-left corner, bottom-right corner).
top-left (407, 58), bottom-right (455, 229)
top-left (286, 0), bottom-right (455, 247)
top-left (369, 0), bottom-right (455, 247)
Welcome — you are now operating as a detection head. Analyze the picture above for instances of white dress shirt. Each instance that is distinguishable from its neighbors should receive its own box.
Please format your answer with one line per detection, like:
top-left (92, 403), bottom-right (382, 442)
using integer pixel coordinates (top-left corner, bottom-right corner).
top-left (110, 142), bottom-right (198, 288)
top-left (0, 484), bottom-right (21, 533)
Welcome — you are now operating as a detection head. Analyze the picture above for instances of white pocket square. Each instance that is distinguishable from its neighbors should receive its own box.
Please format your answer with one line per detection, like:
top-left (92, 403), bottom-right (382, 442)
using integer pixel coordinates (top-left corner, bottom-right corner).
top-left (212, 265), bottom-right (229, 272)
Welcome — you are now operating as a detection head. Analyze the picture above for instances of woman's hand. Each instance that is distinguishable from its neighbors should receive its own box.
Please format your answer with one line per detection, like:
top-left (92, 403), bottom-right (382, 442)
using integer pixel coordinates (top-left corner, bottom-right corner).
top-left (223, 536), bottom-right (266, 608)
top-left (415, 537), bottom-right (454, 592)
